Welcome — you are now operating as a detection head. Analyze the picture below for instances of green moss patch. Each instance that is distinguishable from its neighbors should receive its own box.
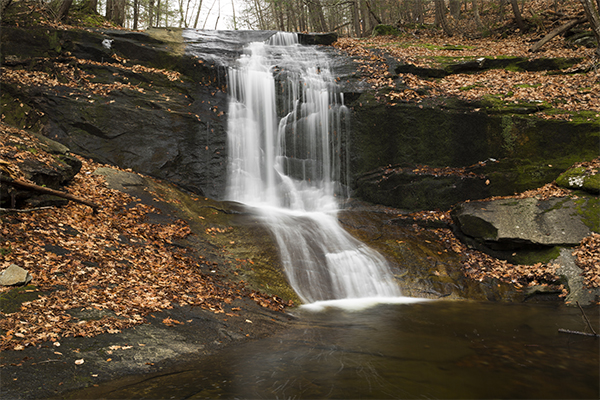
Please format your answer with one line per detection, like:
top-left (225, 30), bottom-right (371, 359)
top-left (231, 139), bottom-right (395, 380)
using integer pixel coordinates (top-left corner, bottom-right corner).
top-left (0, 285), bottom-right (40, 314)
top-left (372, 24), bottom-right (402, 37)
top-left (574, 197), bottom-right (600, 232)
top-left (556, 167), bottom-right (600, 194)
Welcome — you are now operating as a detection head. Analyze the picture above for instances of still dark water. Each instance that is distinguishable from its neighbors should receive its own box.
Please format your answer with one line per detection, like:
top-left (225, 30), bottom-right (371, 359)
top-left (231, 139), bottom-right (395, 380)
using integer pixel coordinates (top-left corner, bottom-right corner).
top-left (71, 301), bottom-right (599, 399)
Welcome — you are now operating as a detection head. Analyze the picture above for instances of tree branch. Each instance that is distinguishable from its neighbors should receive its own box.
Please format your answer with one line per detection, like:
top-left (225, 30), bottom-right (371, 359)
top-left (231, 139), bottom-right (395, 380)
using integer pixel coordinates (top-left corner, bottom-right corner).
top-left (577, 301), bottom-right (598, 336)
top-left (0, 176), bottom-right (100, 211)
top-left (529, 17), bottom-right (587, 52)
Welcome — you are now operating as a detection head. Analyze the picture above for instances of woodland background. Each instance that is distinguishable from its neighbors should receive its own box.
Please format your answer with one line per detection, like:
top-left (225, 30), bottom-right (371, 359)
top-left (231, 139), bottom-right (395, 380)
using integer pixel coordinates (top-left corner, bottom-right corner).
top-left (1, 0), bottom-right (599, 47)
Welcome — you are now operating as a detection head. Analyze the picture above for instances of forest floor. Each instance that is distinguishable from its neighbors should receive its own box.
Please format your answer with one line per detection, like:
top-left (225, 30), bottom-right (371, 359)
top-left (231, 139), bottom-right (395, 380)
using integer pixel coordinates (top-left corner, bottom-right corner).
top-left (334, 25), bottom-right (599, 120)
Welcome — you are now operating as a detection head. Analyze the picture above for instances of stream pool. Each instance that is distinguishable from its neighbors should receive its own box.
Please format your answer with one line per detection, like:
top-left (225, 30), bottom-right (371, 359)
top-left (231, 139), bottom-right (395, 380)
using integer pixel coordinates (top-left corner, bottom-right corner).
top-left (70, 300), bottom-right (598, 399)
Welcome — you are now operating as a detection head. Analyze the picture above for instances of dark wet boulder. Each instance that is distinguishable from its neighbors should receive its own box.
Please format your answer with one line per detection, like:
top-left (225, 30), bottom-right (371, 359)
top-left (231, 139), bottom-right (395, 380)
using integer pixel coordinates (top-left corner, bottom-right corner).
top-left (355, 164), bottom-right (490, 211)
top-left (298, 32), bottom-right (338, 46)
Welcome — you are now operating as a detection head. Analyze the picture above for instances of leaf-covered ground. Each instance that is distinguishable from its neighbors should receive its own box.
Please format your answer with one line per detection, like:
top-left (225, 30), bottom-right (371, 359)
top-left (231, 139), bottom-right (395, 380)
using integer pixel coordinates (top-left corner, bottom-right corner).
top-left (0, 123), bottom-right (290, 352)
top-left (334, 1), bottom-right (599, 121)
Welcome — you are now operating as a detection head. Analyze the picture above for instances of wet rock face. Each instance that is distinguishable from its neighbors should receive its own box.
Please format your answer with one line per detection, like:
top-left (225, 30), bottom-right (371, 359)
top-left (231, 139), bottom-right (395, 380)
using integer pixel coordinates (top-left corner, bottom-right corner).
top-left (1, 27), bottom-right (345, 200)
top-left (354, 165), bottom-right (491, 211)
top-left (347, 94), bottom-right (598, 211)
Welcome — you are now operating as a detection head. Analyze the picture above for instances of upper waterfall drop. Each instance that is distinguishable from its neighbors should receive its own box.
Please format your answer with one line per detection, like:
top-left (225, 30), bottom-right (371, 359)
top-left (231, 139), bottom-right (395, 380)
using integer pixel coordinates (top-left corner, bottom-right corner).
top-left (226, 32), bottom-right (401, 303)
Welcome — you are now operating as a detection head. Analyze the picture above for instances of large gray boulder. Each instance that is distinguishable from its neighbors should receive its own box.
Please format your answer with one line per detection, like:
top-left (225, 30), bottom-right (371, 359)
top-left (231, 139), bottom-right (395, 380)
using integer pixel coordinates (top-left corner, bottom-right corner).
top-left (451, 197), bottom-right (597, 248)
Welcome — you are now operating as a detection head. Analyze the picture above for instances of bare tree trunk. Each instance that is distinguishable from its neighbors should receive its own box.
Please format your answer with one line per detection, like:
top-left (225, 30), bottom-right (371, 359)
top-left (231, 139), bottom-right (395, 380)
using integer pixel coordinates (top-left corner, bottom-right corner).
top-left (284, 0), bottom-right (296, 31)
top-left (580, 0), bottom-right (600, 55)
top-left (413, 0), bottom-right (424, 24)
top-left (184, 0), bottom-right (193, 27)
top-left (360, 0), bottom-right (371, 36)
top-left (472, 0), bottom-right (482, 30)
top-left (231, 0), bottom-right (237, 29)
top-left (57, 0), bottom-right (73, 21)
top-left (133, 0), bottom-right (139, 29)
top-left (352, 0), bottom-right (362, 36)
top-left (449, 0), bottom-right (460, 19)
top-left (435, 0), bottom-right (453, 36)
top-left (178, 0), bottom-right (186, 27)
top-left (106, 0), bottom-right (126, 26)
top-left (364, 0), bottom-right (382, 24)
top-left (156, 0), bottom-right (163, 27)
top-left (0, 177), bottom-right (100, 211)
top-left (148, 0), bottom-right (155, 27)
top-left (254, 0), bottom-right (265, 30)
top-left (79, 0), bottom-right (97, 14)
top-left (274, 0), bottom-right (285, 31)
top-left (307, 0), bottom-right (328, 32)
top-left (529, 17), bottom-right (586, 52)
top-left (193, 0), bottom-right (203, 28)
top-left (510, 0), bottom-right (526, 31)
top-left (298, 0), bottom-right (307, 31)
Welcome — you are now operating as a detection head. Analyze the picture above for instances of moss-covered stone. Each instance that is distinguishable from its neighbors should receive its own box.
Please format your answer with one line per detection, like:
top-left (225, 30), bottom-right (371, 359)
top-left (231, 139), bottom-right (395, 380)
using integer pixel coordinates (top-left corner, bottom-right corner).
top-left (574, 197), bottom-right (600, 232)
top-left (372, 24), bottom-right (401, 37)
top-left (556, 166), bottom-right (600, 194)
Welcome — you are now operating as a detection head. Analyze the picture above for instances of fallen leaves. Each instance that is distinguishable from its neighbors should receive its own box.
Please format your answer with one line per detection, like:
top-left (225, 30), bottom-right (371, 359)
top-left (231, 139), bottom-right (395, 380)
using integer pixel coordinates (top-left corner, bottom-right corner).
top-left (334, 17), bottom-right (600, 119)
top-left (1, 56), bottom-right (183, 101)
top-left (0, 124), bottom-right (290, 351)
top-left (161, 317), bottom-right (183, 327)
top-left (572, 233), bottom-right (600, 289)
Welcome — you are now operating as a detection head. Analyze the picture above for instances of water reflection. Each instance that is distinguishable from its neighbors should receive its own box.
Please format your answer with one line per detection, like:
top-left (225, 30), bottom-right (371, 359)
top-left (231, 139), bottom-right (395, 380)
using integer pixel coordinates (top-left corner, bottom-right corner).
top-left (72, 301), bottom-right (599, 399)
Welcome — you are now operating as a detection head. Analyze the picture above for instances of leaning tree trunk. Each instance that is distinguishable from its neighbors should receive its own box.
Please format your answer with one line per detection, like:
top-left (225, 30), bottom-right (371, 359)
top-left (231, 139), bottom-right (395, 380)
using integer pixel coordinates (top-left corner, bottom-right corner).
top-left (580, 0), bottom-right (600, 55)
top-left (529, 17), bottom-right (586, 52)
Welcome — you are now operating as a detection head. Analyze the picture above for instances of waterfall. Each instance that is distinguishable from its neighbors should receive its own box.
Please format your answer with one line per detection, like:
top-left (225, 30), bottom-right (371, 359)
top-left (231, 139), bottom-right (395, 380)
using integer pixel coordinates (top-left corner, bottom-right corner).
top-left (226, 32), bottom-right (401, 304)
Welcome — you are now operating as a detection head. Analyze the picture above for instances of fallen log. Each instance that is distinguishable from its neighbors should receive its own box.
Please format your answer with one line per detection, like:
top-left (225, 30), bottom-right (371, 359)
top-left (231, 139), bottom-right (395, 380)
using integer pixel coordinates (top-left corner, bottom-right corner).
top-left (0, 176), bottom-right (100, 211)
top-left (529, 17), bottom-right (587, 53)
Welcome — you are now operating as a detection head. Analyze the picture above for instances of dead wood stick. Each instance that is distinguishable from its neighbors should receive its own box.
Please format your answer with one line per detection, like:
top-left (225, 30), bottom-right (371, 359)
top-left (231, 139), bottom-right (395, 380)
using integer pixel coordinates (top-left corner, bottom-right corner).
top-left (558, 328), bottom-right (600, 338)
top-left (0, 176), bottom-right (100, 211)
top-left (576, 301), bottom-right (598, 336)
top-left (529, 17), bottom-right (587, 52)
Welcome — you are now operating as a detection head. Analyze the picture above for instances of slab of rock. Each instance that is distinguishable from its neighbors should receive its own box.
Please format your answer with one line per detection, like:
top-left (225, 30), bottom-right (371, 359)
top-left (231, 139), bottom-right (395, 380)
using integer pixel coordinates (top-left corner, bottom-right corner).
top-left (451, 197), bottom-right (595, 247)
top-left (0, 264), bottom-right (32, 286)
top-left (554, 248), bottom-right (600, 306)
top-left (93, 167), bottom-right (146, 191)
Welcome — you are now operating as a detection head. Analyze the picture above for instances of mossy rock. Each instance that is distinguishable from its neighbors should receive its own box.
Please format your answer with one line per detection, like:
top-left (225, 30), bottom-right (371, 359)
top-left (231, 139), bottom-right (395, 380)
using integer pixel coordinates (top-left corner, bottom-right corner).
top-left (372, 24), bottom-right (401, 37)
top-left (556, 166), bottom-right (600, 194)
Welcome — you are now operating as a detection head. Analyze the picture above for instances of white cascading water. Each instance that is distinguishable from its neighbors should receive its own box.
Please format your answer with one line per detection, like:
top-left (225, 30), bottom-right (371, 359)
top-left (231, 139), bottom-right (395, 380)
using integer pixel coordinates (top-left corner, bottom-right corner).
top-left (226, 32), bottom-right (401, 304)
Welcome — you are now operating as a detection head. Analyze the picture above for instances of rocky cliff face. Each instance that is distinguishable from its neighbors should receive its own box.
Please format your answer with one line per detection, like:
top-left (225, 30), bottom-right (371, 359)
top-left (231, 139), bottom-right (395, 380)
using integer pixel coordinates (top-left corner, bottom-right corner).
top-left (2, 26), bottom-right (598, 210)
top-left (2, 26), bottom-right (230, 198)
top-left (347, 93), bottom-right (599, 211)
top-left (1, 27), bottom-right (342, 200)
